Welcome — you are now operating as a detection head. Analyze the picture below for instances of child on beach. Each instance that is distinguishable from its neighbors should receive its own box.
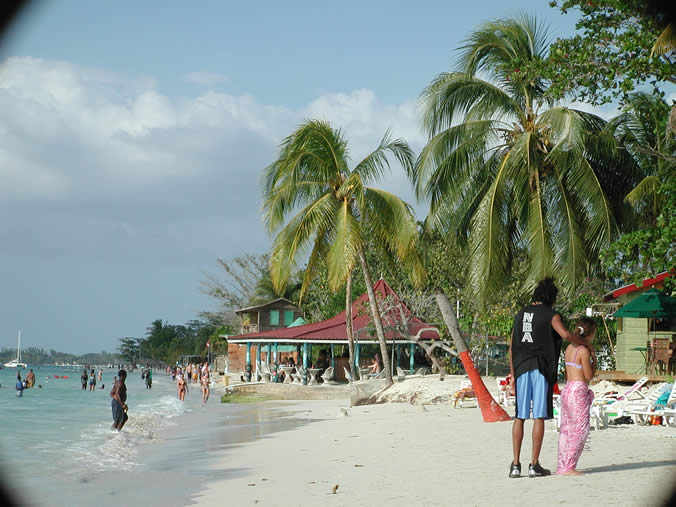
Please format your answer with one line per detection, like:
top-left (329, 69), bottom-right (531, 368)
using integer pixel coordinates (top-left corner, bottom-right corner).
top-left (557, 317), bottom-right (597, 476)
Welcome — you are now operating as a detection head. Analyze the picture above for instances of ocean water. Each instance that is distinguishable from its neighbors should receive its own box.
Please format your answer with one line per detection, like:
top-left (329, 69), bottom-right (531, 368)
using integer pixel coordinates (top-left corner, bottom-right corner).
top-left (0, 365), bottom-right (318, 507)
top-left (0, 366), bottom-right (185, 477)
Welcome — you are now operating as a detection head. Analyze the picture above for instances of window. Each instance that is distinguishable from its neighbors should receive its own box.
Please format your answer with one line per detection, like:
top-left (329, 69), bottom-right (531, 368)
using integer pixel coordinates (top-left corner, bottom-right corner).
top-left (284, 310), bottom-right (294, 326)
top-left (269, 310), bottom-right (280, 326)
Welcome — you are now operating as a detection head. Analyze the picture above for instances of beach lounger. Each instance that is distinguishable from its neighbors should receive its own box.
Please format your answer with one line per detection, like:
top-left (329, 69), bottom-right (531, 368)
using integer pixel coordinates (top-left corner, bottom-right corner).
top-left (396, 366), bottom-right (407, 381)
top-left (320, 366), bottom-right (334, 383)
top-left (452, 379), bottom-right (477, 408)
top-left (260, 362), bottom-right (271, 383)
top-left (625, 383), bottom-right (676, 425)
top-left (496, 377), bottom-right (514, 407)
top-left (594, 381), bottom-right (669, 427)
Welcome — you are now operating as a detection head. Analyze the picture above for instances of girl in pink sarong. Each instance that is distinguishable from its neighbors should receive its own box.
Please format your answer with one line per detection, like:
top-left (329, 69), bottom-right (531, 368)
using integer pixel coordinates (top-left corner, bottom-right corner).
top-left (557, 318), bottom-right (597, 476)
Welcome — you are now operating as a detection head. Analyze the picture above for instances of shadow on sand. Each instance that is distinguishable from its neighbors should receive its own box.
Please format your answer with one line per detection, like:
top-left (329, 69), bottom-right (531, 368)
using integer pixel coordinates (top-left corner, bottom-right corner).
top-left (583, 459), bottom-right (676, 474)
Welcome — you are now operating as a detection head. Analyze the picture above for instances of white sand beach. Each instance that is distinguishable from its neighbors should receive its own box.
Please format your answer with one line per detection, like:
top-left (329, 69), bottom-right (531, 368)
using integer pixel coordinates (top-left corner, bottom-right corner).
top-left (193, 377), bottom-right (676, 507)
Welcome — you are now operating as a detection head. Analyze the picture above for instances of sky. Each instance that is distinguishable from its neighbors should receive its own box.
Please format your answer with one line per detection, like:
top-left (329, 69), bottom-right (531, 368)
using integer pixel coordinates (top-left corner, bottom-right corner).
top-left (0, 1), bottom-right (600, 354)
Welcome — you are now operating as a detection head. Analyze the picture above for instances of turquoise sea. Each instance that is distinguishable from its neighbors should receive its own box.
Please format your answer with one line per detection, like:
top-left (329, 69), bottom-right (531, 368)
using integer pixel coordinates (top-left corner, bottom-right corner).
top-left (0, 365), bottom-right (313, 507)
top-left (0, 367), bottom-right (185, 493)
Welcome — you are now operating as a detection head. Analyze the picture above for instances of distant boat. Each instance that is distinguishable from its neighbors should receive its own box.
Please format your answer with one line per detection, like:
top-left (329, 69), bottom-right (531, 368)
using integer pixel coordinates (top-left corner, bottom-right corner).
top-left (4, 331), bottom-right (27, 368)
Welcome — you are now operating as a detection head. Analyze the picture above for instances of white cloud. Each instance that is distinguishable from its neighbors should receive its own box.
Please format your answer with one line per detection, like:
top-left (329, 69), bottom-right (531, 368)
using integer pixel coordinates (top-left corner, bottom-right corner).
top-left (185, 71), bottom-right (229, 86)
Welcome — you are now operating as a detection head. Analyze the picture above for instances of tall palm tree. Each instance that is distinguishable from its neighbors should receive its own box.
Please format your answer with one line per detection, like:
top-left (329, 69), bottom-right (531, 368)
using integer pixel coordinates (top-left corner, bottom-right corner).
top-left (262, 120), bottom-right (422, 385)
top-left (609, 92), bottom-right (675, 226)
top-left (412, 15), bottom-right (622, 301)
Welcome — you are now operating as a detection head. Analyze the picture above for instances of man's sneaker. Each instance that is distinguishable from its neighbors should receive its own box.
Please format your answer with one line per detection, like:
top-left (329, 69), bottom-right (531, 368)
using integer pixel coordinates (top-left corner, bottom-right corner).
top-left (528, 462), bottom-right (551, 477)
top-left (509, 462), bottom-right (521, 478)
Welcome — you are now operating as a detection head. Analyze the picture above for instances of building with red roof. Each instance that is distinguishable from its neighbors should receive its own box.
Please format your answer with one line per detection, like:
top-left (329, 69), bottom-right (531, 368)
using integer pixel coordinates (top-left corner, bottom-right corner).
top-left (226, 279), bottom-right (440, 379)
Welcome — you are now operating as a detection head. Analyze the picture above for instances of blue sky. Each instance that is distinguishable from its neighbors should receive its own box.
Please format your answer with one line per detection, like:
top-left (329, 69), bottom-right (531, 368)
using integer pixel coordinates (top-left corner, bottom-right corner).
top-left (0, 1), bottom-right (586, 353)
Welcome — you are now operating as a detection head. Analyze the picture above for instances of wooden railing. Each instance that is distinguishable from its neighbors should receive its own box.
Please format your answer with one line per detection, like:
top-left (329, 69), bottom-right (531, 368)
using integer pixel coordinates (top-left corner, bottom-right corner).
top-left (241, 324), bottom-right (259, 334)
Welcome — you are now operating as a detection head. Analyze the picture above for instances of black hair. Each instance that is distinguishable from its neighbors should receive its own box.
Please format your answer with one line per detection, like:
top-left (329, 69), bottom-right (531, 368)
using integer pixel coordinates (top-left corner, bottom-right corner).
top-left (118, 369), bottom-right (127, 378)
top-left (532, 277), bottom-right (559, 307)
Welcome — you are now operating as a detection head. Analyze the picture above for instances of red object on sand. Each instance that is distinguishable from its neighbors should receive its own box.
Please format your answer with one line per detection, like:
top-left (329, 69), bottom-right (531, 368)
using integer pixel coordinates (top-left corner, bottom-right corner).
top-left (458, 350), bottom-right (512, 423)
top-left (553, 383), bottom-right (561, 395)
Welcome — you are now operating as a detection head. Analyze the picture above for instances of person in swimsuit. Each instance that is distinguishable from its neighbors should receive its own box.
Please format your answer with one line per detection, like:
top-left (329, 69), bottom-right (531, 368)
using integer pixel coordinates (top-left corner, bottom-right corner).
top-left (557, 318), bottom-right (597, 476)
top-left (110, 369), bottom-right (128, 431)
top-left (201, 367), bottom-right (210, 404)
top-left (26, 369), bottom-right (35, 388)
top-left (89, 368), bottom-right (96, 391)
top-left (177, 374), bottom-right (187, 401)
top-left (81, 369), bottom-right (88, 390)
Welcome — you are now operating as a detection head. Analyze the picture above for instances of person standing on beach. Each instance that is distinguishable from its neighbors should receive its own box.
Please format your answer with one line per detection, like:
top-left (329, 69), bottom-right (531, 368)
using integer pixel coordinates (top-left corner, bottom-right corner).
top-left (557, 318), bottom-right (597, 475)
top-left (509, 278), bottom-right (586, 478)
top-left (201, 367), bottom-right (210, 404)
top-left (110, 370), bottom-right (128, 431)
top-left (145, 367), bottom-right (152, 389)
top-left (97, 368), bottom-right (103, 383)
top-left (81, 369), bottom-right (88, 390)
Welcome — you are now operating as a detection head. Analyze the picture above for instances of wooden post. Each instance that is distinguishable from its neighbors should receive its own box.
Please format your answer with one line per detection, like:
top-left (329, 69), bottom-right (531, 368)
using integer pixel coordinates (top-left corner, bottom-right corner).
top-left (267, 343), bottom-right (272, 365)
top-left (409, 342), bottom-right (415, 374)
top-left (256, 344), bottom-right (261, 380)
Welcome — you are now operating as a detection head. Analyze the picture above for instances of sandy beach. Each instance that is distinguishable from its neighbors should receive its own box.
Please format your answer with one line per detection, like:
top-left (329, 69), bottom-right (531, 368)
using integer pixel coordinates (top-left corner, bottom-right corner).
top-left (193, 378), bottom-right (676, 507)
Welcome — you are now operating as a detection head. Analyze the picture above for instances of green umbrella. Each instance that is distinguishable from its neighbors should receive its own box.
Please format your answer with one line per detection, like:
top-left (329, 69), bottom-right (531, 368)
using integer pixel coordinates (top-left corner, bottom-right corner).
top-left (613, 288), bottom-right (676, 318)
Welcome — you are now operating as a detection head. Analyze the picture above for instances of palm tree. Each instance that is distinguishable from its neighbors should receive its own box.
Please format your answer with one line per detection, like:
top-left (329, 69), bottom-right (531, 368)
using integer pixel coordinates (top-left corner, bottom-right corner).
top-left (609, 91), bottom-right (675, 225)
top-left (262, 120), bottom-right (422, 385)
top-left (412, 15), bottom-right (622, 301)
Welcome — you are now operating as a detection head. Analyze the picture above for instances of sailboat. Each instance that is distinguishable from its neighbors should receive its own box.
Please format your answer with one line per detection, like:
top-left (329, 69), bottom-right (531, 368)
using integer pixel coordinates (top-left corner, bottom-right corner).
top-left (4, 331), bottom-right (27, 368)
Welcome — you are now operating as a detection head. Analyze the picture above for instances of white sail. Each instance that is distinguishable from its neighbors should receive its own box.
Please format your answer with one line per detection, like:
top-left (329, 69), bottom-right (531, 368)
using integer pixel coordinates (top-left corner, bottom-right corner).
top-left (4, 331), bottom-right (27, 368)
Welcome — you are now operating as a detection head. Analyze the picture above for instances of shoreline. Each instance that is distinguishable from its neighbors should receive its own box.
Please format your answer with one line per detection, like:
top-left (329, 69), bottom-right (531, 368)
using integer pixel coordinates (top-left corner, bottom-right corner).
top-left (190, 385), bottom-right (676, 507)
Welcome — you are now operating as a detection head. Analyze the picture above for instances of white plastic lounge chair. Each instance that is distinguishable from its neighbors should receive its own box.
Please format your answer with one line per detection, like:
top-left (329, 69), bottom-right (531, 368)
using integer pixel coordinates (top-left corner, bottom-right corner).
top-left (344, 367), bottom-right (354, 383)
top-left (415, 367), bottom-right (430, 377)
top-left (292, 366), bottom-right (307, 384)
top-left (396, 366), bottom-right (407, 381)
top-left (594, 381), bottom-right (669, 427)
top-left (625, 383), bottom-right (676, 425)
top-left (496, 377), bottom-right (515, 407)
top-left (259, 362), bottom-right (271, 383)
top-left (594, 376), bottom-right (650, 404)
top-left (320, 366), bottom-right (334, 383)
top-left (452, 379), bottom-right (477, 408)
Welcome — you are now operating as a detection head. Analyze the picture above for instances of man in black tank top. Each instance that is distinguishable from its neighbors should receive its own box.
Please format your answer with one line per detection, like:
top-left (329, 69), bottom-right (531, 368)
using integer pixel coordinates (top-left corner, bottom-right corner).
top-left (508, 278), bottom-right (585, 478)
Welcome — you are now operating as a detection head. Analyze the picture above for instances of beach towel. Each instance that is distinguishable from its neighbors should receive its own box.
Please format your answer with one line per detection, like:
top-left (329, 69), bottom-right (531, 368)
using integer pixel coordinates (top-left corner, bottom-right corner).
top-left (557, 380), bottom-right (594, 474)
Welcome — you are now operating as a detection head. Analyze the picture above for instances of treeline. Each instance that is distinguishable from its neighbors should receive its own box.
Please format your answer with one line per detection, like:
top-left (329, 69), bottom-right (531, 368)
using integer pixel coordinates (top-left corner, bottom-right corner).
top-left (0, 347), bottom-right (119, 366)
top-left (117, 319), bottom-right (231, 366)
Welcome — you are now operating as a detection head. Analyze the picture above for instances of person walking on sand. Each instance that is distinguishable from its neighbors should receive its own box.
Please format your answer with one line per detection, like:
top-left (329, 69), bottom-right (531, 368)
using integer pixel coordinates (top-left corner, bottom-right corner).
top-left (177, 374), bottom-right (188, 401)
top-left (201, 368), bottom-right (210, 404)
top-left (557, 318), bottom-right (597, 475)
top-left (110, 370), bottom-right (129, 431)
top-left (509, 278), bottom-right (587, 478)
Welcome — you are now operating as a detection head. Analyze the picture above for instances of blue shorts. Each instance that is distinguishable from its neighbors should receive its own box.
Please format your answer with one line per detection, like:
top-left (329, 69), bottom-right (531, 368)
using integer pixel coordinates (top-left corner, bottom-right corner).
top-left (515, 370), bottom-right (549, 419)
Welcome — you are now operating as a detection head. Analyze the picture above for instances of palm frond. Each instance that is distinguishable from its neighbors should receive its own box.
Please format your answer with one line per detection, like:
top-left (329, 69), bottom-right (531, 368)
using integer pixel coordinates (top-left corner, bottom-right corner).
top-left (326, 199), bottom-right (361, 291)
top-left (353, 130), bottom-right (415, 185)
top-left (650, 24), bottom-right (675, 57)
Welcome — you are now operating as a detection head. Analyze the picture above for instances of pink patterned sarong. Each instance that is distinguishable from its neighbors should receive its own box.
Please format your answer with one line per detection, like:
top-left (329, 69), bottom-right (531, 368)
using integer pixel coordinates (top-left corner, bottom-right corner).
top-left (557, 381), bottom-right (594, 474)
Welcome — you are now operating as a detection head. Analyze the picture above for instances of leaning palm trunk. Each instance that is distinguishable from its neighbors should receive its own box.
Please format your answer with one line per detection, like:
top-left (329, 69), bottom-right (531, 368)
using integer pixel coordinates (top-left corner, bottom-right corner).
top-left (435, 289), bottom-right (510, 422)
top-left (345, 271), bottom-right (357, 381)
top-left (358, 248), bottom-right (393, 386)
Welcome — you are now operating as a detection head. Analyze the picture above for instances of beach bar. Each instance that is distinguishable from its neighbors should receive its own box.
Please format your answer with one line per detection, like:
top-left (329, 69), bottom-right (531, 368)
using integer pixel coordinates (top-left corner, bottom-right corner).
top-left (225, 279), bottom-right (440, 380)
top-left (604, 271), bottom-right (675, 375)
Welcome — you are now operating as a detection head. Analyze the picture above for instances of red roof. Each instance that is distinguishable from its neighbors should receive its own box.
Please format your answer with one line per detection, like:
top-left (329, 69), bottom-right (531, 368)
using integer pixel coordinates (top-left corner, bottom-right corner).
top-left (228, 279), bottom-right (440, 343)
top-left (603, 271), bottom-right (673, 302)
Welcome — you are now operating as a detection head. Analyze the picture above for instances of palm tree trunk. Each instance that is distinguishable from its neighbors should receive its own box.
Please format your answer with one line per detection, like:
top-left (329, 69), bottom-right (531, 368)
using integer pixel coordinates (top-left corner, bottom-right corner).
top-left (345, 270), bottom-right (357, 381)
top-left (435, 288), bottom-right (510, 422)
top-left (358, 248), bottom-right (393, 386)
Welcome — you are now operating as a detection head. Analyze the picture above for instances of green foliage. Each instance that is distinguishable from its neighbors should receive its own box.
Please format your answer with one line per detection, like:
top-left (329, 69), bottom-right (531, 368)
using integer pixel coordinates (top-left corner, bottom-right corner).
top-left (414, 15), bottom-right (627, 305)
top-left (601, 182), bottom-right (676, 293)
top-left (543, 1), bottom-right (674, 105)
top-left (0, 347), bottom-right (119, 366)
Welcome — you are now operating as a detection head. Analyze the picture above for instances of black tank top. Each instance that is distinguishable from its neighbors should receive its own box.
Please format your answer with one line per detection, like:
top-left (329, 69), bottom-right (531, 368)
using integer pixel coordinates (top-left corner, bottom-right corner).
top-left (511, 304), bottom-right (562, 383)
